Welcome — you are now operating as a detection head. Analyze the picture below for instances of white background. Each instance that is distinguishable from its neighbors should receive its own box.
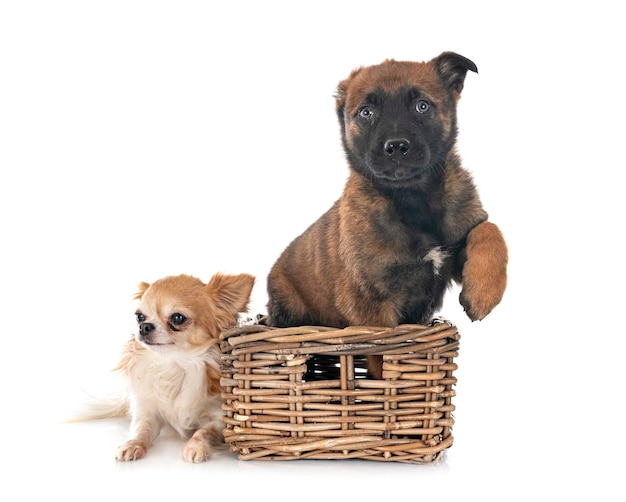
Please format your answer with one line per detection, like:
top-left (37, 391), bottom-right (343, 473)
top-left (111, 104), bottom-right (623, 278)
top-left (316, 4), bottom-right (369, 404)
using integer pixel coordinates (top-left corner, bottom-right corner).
top-left (1, 1), bottom-right (623, 500)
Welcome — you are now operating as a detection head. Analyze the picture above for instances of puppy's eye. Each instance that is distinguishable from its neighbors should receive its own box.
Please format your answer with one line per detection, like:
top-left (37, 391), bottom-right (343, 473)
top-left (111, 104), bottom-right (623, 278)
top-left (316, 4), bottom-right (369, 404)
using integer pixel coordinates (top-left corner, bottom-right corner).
top-left (358, 106), bottom-right (374, 120)
top-left (170, 313), bottom-right (187, 326)
top-left (136, 312), bottom-right (146, 323)
top-left (415, 100), bottom-right (430, 113)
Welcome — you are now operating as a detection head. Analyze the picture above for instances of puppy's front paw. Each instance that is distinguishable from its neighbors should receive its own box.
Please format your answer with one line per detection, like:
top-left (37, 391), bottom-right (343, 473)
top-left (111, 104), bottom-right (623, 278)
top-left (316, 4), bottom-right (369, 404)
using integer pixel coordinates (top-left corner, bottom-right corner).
top-left (116, 440), bottom-right (147, 461)
top-left (182, 437), bottom-right (212, 463)
top-left (460, 221), bottom-right (508, 321)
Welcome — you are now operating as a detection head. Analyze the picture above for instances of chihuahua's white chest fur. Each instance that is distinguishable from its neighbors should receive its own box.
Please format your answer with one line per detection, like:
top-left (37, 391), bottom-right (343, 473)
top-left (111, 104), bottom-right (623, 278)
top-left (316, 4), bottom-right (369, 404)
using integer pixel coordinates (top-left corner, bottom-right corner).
top-left (110, 272), bottom-right (255, 463)
top-left (116, 343), bottom-right (225, 463)
top-left (125, 348), bottom-right (222, 438)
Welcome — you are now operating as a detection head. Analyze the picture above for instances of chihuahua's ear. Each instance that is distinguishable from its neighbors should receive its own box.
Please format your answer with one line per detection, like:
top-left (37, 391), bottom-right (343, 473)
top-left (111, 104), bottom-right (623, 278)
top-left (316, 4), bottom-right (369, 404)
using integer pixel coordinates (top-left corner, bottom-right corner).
top-left (133, 281), bottom-right (151, 300)
top-left (206, 273), bottom-right (255, 328)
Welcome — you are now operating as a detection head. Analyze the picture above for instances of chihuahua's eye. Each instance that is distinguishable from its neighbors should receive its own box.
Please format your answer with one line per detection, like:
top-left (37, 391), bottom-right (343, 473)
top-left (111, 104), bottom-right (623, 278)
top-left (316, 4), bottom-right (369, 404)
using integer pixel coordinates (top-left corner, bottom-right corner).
top-left (170, 313), bottom-right (187, 326)
top-left (136, 312), bottom-right (146, 323)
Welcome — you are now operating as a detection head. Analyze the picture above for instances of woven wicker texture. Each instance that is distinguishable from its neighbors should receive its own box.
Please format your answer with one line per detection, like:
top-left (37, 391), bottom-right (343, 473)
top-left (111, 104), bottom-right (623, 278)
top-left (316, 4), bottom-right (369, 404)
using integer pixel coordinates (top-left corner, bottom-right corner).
top-left (220, 319), bottom-right (460, 463)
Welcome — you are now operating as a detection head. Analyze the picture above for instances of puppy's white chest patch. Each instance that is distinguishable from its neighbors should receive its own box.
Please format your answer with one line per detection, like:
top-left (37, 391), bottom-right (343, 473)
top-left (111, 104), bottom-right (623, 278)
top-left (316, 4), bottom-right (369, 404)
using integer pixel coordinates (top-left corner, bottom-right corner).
top-left (422, 247), bottom-right (449, 276)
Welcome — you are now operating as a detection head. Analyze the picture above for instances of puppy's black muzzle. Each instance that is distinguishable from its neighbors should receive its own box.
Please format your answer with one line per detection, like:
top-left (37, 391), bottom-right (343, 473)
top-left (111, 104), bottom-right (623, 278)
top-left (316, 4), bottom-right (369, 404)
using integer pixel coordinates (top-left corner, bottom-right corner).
top-left (384, 138), bottom-right (410, 159)
top-left (139, 322), bottom-right (155, 338)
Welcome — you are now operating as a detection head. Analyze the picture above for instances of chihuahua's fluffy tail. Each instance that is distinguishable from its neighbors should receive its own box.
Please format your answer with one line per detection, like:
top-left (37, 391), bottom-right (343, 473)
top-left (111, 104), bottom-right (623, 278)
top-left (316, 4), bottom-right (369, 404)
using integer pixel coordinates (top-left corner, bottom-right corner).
top-left (65, 393), bottom-right (129, 423)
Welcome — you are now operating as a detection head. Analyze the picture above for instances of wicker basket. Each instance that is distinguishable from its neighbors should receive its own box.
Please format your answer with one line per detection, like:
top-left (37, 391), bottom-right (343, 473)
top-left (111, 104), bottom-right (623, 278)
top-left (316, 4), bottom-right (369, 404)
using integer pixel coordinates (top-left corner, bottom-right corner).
top-left (219, 318), bottom-right (460, 463)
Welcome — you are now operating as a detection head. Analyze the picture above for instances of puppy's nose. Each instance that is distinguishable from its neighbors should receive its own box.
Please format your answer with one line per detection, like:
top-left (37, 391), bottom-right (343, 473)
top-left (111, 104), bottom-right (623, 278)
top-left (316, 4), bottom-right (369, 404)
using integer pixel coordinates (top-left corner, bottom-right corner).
top-left (139, 322), bottom-right (155, 338)
top-left (384, 138), bottom-right (410, 157)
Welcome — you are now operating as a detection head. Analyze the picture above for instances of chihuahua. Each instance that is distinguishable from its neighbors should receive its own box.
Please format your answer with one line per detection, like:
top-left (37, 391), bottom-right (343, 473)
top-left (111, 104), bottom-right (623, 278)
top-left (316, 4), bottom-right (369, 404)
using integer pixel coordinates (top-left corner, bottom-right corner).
top-left (77, 272), bottom-right (255, 462)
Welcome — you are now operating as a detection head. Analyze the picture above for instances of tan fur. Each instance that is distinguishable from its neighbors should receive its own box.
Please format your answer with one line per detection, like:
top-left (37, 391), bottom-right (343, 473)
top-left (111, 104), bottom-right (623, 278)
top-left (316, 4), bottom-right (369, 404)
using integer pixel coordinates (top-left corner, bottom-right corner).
top-left (267, 53), bottom-right (508, 379)
top-left (77, 272), bottom-right (255, 462)
top-left (459, 222), bottom-right (508, 321)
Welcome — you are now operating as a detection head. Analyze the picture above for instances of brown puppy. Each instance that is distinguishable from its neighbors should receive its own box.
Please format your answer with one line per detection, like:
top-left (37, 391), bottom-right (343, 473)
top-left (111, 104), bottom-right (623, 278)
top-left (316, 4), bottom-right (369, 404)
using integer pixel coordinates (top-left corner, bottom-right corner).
top-left (266, 52), bottom-right (508, 377)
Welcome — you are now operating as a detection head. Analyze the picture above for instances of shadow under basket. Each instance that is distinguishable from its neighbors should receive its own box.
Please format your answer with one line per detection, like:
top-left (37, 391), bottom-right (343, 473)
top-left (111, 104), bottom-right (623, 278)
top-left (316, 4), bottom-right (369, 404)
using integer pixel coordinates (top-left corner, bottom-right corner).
top-left (219, 319), bottom-right (461, 464)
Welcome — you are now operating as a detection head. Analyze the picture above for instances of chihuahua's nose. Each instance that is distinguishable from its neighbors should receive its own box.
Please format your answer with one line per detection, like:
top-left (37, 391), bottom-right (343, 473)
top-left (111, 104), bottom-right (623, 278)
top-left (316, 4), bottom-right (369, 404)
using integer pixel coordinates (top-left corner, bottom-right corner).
top-left (139, 322), bottom-right (155, 338)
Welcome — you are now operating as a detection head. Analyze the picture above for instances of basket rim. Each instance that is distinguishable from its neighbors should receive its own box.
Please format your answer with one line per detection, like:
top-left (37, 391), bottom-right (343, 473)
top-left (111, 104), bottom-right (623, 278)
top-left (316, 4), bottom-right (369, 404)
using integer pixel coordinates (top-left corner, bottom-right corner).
top-left (221, 319), bottom-right (457, 348)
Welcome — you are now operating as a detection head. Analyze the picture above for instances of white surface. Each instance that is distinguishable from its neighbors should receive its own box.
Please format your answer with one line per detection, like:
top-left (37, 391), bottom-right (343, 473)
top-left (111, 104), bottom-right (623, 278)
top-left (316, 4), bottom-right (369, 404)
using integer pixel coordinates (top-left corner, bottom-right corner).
top-left (1, 1), bottom-right (623, 500)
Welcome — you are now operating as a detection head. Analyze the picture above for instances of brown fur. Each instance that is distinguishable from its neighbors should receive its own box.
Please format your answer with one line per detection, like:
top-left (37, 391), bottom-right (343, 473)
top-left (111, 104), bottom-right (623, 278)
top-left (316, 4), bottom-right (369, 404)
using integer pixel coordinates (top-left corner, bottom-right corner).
top-left (459, 221), bottom-right (508, 320)
top-left (74, 272), bottom-right (255, 462)
top-left (267, 53), bottom-right (508, 377)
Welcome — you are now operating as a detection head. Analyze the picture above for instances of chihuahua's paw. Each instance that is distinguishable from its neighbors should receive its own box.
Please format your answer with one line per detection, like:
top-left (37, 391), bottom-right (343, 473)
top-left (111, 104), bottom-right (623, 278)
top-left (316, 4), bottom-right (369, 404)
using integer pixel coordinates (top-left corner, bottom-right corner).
top-left (116, 440), bottom-right (147, 461)
top-left (182, 437), bottom-right (212, 463)
top-left (460, 221), bottom-right (508, 321)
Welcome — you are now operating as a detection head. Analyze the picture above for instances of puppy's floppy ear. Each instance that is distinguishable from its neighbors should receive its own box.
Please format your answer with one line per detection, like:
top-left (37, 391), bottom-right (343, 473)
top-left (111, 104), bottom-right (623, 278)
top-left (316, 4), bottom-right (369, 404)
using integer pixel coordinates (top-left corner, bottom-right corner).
top-left (335, 79), bottom-right (349, 130)
top-left (434, 52), bottom-right (478, 95)
top-left (335, 66), bottom-right (363, 126)
top-left (206, 273), bottom-right (255, 330)
top-left (133, 281), bottom-right (151, 300)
